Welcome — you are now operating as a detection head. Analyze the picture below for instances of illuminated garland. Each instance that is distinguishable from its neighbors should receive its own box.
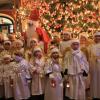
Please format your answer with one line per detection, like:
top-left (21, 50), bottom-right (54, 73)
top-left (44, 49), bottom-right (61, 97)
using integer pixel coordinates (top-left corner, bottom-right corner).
top-left (40, 0), bottom-right (100, 36)
top-left (19, 0), bottom-right (100, 36)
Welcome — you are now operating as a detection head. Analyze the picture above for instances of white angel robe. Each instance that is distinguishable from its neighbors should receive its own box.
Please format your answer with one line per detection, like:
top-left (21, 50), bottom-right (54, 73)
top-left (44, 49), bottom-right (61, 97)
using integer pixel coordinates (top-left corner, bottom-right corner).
top-left (64, 50), bottom-right (89, 100)
top-left (3, 63), bottom-right (14, 99)
top-left (89, 43), bottom-right (100, 98)
top-left (59, 40), bottom-right (71, 55)
top-left (0, 63), bottom-right (4, 98)
top-left (0, 62), bottom-right (14, 99)
top-left (44, 59), bottom-right (63, 100)
top-left (29, 58), bottom-right (45, 96)
top-left (12, 59), bottom-right (31, 100)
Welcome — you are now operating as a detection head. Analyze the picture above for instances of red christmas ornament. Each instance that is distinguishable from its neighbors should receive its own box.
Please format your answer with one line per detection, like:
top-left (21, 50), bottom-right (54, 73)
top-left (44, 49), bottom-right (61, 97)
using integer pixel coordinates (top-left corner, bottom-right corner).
top-left (83, 18), bottom-right (87, 22)
top-left (29, 8), bottom-right (40, 21)
top-left (92, 12), bottom-right (96, 18)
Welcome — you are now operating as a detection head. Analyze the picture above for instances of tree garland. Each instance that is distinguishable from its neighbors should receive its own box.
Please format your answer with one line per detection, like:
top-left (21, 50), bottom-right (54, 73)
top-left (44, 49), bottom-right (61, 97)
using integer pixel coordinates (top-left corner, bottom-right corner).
top-left (39, 0), bottom-right (100, 37)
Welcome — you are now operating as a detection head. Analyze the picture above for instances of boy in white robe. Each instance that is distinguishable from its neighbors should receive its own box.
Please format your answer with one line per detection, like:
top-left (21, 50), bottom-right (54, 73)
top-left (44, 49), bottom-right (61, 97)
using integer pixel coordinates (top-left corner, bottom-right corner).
top-left (0, 55), bottom-right (14, 100)
top-left (29, 47), bottom-right (45, 100)
top-left (88, 32), bottom-right (100, 100)
top-left (12, 51), bottom-right (31, 100)
top-left (1, 41), bottom-right (12, 56)
top-left (44, 48), bottom-right (63, 100)
top-left (25, 38), bottom-right (38, 61)
top-left (64, 39), bottom-right (89, 100)
top-left (12, 40), bottom-right (24, 56)
top-left (0, 59), bottom-right (4, 99)
top-left (0, 45), bottom-right (5, 99)
top-left (59, 31), bottom-right (71, 55)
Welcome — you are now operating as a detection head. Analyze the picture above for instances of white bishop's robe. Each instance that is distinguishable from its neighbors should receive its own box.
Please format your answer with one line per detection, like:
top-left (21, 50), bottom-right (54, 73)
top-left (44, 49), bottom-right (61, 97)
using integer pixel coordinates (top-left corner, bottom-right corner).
top-left (0, 62), bottom-right (14, 99)
top-left (64, 49), bottom-right (89, 100)
top-left (44, 59), bottom-right (63, 100)
top-left (29, 57), bottom-right (45, 96)
top-left (0, 62), bottom-right (4, 98)
top-left (3, 62), bottom-right (14, 99)
top-left (12, 59), bottom-right (31, 100)
top-left (89, 43), bottom-right (100, 98)
top-left (59, 40), bottom-right (71, 55)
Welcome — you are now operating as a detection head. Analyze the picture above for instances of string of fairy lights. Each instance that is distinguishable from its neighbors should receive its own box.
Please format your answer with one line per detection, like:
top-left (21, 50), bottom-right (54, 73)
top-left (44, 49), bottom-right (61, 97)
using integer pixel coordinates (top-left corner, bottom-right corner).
top-left (18, 0), bottom-right (100, 37)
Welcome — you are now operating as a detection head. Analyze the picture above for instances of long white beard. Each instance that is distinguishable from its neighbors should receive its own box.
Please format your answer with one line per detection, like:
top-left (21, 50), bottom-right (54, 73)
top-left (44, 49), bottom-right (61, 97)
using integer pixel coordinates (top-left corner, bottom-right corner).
top-left (26, 20), bottom-right (39, 46)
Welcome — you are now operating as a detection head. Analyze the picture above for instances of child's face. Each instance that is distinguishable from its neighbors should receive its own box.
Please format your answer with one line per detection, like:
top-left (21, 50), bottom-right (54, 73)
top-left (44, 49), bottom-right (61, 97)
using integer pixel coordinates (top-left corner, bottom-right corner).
top-left (34, 51), bottom-right (42, 59)
top-left (63, 33), bottom-right (70, 40)
top-left (71, 42), bottom-right (80, 50)
top-left (3, 58), bottom-right (11, 64)
top-left (16, 43), bottom-right (22, 49)
top-left (4, 43), bottom-right (11, 50)
top-left (51, 52), bottom-right (59, 59)
top-left (30, 40), bottom-right (37, 47)
top-left (94, 36), bottom-right (100, 43)
top-left (80, 36), bottom-right (87, 43)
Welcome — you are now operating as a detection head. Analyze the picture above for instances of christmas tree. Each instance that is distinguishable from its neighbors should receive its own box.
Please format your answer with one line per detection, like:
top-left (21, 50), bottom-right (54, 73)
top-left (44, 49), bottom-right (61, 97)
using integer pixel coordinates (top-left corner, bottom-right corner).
top-left (19, 0), bottom-right (100, 37)
top-left (39, 0), bottom-right (100, 37)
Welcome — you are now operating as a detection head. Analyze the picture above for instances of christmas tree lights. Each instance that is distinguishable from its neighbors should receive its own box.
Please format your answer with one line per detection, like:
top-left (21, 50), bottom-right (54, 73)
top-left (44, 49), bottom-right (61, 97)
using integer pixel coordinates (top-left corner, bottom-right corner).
top-left (19, 0), bottom-right (100, 37)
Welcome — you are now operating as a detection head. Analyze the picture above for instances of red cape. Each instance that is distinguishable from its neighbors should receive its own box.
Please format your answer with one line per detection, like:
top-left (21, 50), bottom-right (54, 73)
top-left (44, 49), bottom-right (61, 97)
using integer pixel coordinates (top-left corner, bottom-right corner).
top-left (36, 27), bottom-right (51, 53)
